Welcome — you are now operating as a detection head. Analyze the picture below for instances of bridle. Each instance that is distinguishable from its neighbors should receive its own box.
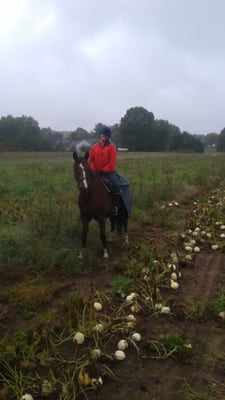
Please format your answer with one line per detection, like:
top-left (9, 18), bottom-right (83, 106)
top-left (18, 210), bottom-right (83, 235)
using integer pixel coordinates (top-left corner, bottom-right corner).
top-left (75, 161), bottom-right (90, 191)
top-left (74, 156), bottom-right (109, 194)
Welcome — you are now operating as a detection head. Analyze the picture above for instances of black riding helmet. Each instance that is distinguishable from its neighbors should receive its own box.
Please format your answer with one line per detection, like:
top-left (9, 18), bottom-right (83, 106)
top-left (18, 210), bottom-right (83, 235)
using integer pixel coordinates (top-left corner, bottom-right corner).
top-left (99, 126), bottom-right (111, 137)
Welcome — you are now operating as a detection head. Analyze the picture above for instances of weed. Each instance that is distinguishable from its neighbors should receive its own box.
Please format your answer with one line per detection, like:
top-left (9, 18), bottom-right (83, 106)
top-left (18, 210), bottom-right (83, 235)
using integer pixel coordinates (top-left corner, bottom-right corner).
top-left (20, 308), bottom-right (35, 320)
top-left (208, 287), bottom-right (225, 314)
top-left (164, 333), bottom-right (190, 351)
top-left (0, 361), bottom-right (38, 399)
top-left (109, 277), bottom-right (134, 295)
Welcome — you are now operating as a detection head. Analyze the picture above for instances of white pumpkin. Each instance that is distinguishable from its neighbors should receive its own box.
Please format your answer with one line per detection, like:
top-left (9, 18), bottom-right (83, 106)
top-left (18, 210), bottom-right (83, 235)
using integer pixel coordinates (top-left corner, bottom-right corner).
top-left (126, 314), bottom-right (136, 322)
top-left (93, 302), bottom-right (102, 311)
top-left (73, 332), bottom-right (85, 345)
top-left (170, 280), bottom-right (179, 289)
top-left (131, 332), bottom-right (141, 342)
top-left (194, 246), bottom-right (200, 253)
top-left (117, 339), bottom-right (128, 351)
top-left (92, 348), bottom-right (101, 358)
top-left (218, 311), bottom-right (225, 319)
top-left (21, 395), bottom-right (34, 400)
top-left (126, 292), bottom-right (137, 302)
top-left (171, 272), bottom-right (177, 281)
top-left (184, 246), bottom-right (193, 252)
top-left (93, 323), bottom-right (104, 333)
top-left (161, 306), bottom-right (171, 314)
top-left (114, 350), bottom-right (126, 360)
top-left (155, 302), bottom-right (162, 311)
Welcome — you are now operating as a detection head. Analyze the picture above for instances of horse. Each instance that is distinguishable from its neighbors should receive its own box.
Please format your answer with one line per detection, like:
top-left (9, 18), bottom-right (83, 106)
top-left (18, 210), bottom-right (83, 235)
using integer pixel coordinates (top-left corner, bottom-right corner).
top-left (73, 151), bottom-right (129, 259)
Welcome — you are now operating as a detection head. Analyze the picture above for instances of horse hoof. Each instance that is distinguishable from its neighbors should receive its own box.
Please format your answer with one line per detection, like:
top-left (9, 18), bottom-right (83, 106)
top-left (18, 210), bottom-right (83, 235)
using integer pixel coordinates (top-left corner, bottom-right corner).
top-left (103, 249), bottom-right (109, 258)
top-left (78, 253), bottom-right (83, 260)
top-left (124, 235), bottom-right (129, 245)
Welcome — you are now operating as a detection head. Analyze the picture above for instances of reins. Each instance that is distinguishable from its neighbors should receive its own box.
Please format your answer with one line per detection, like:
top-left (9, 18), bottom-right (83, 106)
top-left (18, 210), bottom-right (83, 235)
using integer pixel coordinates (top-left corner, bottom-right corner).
top-left (99, 176), bottom-right (111, 193)
top-left (75, 161), bottom-right (111, 195)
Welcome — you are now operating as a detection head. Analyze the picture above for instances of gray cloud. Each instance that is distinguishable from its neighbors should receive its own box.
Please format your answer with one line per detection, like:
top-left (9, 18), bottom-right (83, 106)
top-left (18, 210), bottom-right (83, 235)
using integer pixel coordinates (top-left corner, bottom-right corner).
top-left (1, 0), bottom-right (225, 133)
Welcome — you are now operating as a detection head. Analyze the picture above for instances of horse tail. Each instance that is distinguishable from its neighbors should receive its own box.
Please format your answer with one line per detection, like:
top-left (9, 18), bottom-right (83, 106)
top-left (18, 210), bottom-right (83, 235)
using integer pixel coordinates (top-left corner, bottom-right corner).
top-left (115, 206), bottom-right (128, 234)
top-left (115, 215), bottom-right (123, 234)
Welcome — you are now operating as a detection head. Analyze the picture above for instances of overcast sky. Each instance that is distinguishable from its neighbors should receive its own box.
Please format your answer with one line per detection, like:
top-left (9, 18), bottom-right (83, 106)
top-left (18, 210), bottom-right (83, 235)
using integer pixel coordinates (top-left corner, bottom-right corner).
top-left (1, 0), bottom-right (225, 134)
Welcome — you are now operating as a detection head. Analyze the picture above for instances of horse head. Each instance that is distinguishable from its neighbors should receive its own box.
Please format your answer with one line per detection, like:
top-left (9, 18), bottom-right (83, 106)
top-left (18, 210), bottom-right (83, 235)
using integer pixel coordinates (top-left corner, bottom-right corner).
top-left (73, 151), bottom-right (90, 192)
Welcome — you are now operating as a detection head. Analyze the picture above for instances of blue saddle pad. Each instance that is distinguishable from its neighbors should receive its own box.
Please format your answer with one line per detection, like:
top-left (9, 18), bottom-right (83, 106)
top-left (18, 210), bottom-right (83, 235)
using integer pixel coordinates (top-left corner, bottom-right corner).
top-left (118, 174), bottom-right (131, 216)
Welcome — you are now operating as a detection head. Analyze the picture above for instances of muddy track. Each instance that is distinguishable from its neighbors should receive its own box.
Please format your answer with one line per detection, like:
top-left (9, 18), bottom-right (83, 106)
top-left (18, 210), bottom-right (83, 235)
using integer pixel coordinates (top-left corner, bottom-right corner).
top-left (181, 253), bottom-right (225, 313)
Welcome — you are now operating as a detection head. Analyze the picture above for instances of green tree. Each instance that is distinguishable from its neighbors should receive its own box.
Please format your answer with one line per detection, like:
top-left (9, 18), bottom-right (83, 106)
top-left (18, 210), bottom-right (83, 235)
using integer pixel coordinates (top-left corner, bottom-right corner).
top-left (152, 119), bottom-right (171, 151)
top-left (41, 128), bottom-right (63, 150)
top-left (0, 115), bottom-right (18, 149)
top-left (0, 115), bottom-right (52, 150)
top-left (111, 123), bottom-right (120, 147)
top-left (205, 132), bottom-right (218, 148)
top-left (170, 130), bottom-right (204, 153)
top-left (70, 127), bottom-right (89, 140)
top-left (92, 123), bottom-right (105, 136)
top-left (216, 128), bottom-right (225, 151)
top-left (191, 135), bottom-right (204, 153)
top-left (169, 129), bottom-right (184, 151)
top-left (120, 107), bottom-right (154, 150)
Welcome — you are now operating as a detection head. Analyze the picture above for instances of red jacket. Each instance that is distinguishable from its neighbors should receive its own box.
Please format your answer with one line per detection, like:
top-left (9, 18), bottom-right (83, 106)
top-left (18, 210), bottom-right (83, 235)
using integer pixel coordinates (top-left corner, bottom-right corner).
top-left (88, 141), bottom-right (117, 172)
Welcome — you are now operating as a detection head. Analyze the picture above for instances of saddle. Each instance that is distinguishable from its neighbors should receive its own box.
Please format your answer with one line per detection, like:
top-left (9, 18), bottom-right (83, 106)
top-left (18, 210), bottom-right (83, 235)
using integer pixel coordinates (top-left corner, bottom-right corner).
top-left (99, 176), bottom-right (121, 216)
top-left (96, 172), bottom-right (131, 217)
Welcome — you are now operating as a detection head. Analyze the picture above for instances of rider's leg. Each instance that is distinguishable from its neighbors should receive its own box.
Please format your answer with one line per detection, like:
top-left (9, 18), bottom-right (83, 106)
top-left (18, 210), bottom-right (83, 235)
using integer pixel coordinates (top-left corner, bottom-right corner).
top-left (105, 172), bottom-right (121, 215)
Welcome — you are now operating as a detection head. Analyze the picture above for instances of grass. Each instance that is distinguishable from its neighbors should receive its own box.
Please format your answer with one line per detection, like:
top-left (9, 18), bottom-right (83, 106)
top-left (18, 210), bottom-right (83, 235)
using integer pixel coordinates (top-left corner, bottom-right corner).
top-left (1, 150), bottom-right (225, 272)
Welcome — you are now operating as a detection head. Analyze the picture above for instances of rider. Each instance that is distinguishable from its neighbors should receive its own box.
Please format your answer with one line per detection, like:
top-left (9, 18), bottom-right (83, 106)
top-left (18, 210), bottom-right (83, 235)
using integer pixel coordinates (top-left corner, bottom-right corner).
top-left (88, 126), bottom-right (121, 215)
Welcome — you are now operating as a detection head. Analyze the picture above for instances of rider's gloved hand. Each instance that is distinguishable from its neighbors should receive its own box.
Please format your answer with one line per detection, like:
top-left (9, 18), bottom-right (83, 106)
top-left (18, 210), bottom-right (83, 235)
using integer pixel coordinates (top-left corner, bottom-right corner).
top-left (95, 170), bottom-right (104, 176)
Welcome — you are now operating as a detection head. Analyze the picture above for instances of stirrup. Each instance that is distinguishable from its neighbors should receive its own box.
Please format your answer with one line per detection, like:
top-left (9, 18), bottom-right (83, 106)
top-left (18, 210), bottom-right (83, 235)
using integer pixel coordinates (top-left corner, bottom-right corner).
top-left (112, 205), bottom-right (118, 216)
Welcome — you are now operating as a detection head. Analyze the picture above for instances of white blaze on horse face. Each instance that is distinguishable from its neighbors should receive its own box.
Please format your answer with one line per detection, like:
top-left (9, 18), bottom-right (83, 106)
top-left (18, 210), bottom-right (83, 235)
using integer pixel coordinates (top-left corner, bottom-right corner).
top-left (80, 163), bottom-right (88, 189)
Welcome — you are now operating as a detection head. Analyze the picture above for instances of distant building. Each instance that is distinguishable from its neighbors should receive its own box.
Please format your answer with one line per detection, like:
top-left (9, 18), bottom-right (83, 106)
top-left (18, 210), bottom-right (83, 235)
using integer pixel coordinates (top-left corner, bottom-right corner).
top-left (117, 147), bottom-right (129, 152)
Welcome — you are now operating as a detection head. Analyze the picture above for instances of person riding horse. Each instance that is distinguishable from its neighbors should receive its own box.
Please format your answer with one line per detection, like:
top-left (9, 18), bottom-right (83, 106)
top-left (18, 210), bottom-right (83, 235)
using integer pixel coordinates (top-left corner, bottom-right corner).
top-left (88, 126), bottom-right (121, 216)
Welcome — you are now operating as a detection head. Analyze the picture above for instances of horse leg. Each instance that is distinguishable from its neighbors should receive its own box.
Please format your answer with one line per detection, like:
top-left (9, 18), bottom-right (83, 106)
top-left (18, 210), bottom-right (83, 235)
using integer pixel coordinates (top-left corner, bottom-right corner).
top-left (124, 218), bottom-right (129, 245)
top-left (109, 216), bottom-right (115, 242)
top-left (123, 217), bottom-right (129, 244)
top-left (78, 216), bottom-right (89, 259)
top-left (98, 217), bottom-right (109, 258)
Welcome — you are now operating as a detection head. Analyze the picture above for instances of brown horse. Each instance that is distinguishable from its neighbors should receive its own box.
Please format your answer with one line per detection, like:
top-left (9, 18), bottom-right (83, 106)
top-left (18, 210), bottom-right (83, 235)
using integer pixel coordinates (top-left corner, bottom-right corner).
top-left (73, 151), bottom-right (129, 259)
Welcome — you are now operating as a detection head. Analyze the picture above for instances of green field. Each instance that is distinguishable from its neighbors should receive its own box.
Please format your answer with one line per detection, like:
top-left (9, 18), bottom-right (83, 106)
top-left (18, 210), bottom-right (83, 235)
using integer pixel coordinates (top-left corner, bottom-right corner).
top-left (1, 151), bottom-right (225, 270)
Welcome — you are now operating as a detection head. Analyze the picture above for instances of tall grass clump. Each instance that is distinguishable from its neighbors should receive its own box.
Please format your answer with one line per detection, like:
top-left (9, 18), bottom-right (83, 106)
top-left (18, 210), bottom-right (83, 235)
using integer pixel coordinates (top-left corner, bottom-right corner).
top-left (0, 154), bottom-right (81, 272)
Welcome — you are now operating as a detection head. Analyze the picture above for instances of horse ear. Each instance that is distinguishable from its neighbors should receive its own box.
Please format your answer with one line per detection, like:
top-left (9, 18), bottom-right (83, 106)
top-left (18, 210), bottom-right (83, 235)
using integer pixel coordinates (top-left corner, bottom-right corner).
top-left (85, 151), bottom-right (89, 161)
top-left (73, 152), bottom-right (78, 162)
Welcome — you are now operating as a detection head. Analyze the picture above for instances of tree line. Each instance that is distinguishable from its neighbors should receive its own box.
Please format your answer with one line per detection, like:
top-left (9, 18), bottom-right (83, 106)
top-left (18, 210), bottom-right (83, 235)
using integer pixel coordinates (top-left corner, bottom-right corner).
top-left (0, 107), bottom-right (224, 152)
